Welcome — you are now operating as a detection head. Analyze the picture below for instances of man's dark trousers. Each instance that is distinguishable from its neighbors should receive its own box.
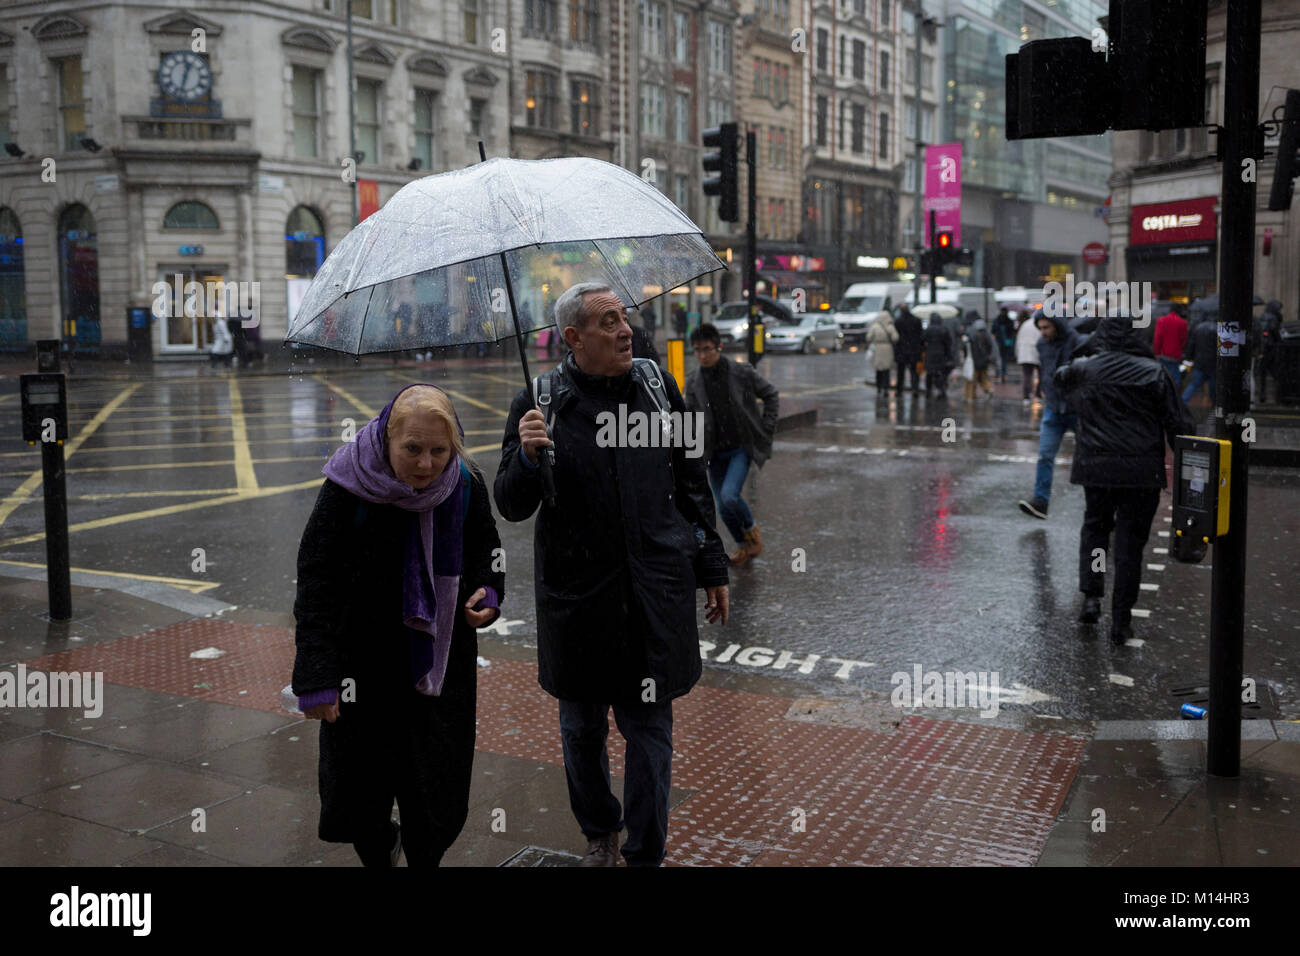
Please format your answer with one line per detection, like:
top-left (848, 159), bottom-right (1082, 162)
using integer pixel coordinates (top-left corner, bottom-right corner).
top-left (1078, 486), bottom-right (1162, 625)
top-left (559, 697), bottom-right (674, 866)
top-left (896, 359), bottom-right (919, 392)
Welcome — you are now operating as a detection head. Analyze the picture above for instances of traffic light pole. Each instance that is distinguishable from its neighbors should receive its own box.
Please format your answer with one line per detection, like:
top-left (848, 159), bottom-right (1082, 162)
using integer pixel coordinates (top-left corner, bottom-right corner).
top-left (929, 209), bottom-right (938, 306)
top-left (746, 128), bottom-right (760, 367)
top-left (1207, 0), bottom-right (1260, 778)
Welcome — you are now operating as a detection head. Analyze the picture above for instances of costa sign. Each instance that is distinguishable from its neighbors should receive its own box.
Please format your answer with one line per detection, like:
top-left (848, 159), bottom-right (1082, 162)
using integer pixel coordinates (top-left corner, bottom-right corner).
top-left (1129, 197), bottom-right (1217, 245)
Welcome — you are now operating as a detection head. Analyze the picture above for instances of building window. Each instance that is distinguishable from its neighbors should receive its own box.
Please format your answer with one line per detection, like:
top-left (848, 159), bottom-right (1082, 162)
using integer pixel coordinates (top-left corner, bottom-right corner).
top-left (815, 95), bottom-right (828, 146)
top-left (640, 82), bottom-right (665, 138)
top-left (414, 88), bottom-right (437, 171)
top-left (754, 58), bottom-right (766, 98)
top-left (286, 206), bottom-right (326, 278)
top-left (0, 207), bottom-right (25, 337)
top-left (879, 50), bottom-right (889, 91)
top-left (291, 66), bottom-right (320, 158)
top-left (464, 0), bottom-right (479, 44)
top-left (163, 201), bottom-right (219, 229)
top-left (56, 57), bottom-right (86, 152)
top-left (569, 0), bottom-right (599, 45)
top-left (923, 107), bottom-right (933, 142)
top-left (0, 73), bottom-right (9, 148)
top-left (641, 1), bottom-right (666, 57)
top-left (881, 0), bottom-right (890, 27)
top-left (674, 173), bottom-right (692, 219)
top-left (839, 35), bottom-right (846, 76)
top-left (571, 79), bottom-right (598, 136)
top-left (707, 97), bottom-right (728, 128)
top-left (851, 105), bottom-right (866, 153)
top-left (854, 0), bottom-right (866, 15)
top-left (816, 28), bottom-right (829, 73)
top-left (676, 10), bottom-right (696, 63)
top-left (878, 111), bottom-right (889, 160)
top-left (525, 70), bottom-right (558, 128)
top-left (852, 40), bottom-right (865, 81)
top-left (922, 54), bottom-right (934, 91)
top-left (707, 20), bottom-right (731, 73)
top-left (355, 78), bottom-right (381, 163)
top-left (838, 99), bottom-right (846, 150)
top-left (527, 0), bottom-right (560, 34)
top-left (470, 97), bottom-right (487, 138)
top-left (353, 0), bottom-right (373, 18)
top-left (674, 90), bottom-right (690, 142)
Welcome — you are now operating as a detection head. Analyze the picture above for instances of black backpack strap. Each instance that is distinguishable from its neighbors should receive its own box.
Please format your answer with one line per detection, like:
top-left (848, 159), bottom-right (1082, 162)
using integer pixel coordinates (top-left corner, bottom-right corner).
top-left (532, 369), bottom-right (556, 433)
top-left (631, 357), bottom-right (669, 414)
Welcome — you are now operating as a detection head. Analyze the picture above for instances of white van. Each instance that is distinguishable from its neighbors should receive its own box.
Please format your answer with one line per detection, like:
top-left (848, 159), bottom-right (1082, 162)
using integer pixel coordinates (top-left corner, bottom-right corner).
top-left (832, 282), bottom-right (915, 342)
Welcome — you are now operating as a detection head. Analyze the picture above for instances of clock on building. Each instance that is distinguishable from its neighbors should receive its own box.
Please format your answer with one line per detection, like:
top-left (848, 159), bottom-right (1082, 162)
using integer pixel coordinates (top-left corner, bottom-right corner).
top-left (157, 51), bottom-right (213, 102)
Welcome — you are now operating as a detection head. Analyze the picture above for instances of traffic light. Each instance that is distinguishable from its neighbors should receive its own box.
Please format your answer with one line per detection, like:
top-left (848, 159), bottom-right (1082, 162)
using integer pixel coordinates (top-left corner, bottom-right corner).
top-left (1268, 88), bottom-right (1300, 212)
top-left (930, 228), bottom-right (974, 270)
top-left (702, 122), bottom-right (739, 222)
top-left (1006, 37), bottom-right (1108, 140)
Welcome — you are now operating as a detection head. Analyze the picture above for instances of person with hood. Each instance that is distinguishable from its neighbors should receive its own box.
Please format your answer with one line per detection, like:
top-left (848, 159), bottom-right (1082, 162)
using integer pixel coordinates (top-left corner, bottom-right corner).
top-left (1180, 314), bottom-right (1218, 406)
top-left (291, 384), bottom-right (505, 866)
top-left (966, 318), bottom-right (996, 400)
top-left (992, 306), bottom-right (1017, 384)
top-left (1015, 311), bottom-right (1042, 404)
top-left (209, 316), bottom-right (234, 368)
top-left (1256, 300), bottom-right (1283, 403)
top-left (923, 314), bottom-right (954, 399)
top-left (894, 304), bottom-right (924, 392)
top-left (1017, 310), bottom-right (1081, 519)
top-left (495, 282), bottom-right (730, 867)
top-left (866, 309), bottom-right (899, 392)
top-left (1152, 303), bottom-right (1188, 384)
top-left (1054, 316), bottom-right (1195, 641)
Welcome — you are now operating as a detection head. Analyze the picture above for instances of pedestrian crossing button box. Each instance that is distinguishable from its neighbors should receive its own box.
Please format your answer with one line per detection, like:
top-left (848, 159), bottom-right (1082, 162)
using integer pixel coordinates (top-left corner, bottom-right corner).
top-left (1171, 435), bottom-right (1230, 560)
top-left (20, 373), bottom-right (68, 444)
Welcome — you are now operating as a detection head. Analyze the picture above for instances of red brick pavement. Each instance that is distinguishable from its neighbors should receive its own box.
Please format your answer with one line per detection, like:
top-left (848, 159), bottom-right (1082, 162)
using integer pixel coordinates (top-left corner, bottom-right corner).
top-left (22, 619), bottom-right (1087, 866)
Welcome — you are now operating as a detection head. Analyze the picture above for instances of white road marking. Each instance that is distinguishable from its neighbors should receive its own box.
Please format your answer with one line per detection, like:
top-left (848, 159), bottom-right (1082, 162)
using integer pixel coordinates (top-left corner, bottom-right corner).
top-left (1108, 673), bottom-right (1135, 687)
top-left (1152, 547), bottom-right (1169, 554)
top-left (1147, 563), bottom-right (1166, 571)
top-left (1131, 609), bottom-right (1151, 618)
top-left (1140, 583), bottom-right (1160, 591)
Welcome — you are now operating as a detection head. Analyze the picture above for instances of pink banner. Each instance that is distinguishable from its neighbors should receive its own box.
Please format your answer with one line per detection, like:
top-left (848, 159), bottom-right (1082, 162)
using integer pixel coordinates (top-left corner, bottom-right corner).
top-left (923, 143), bottom-right (963, 246)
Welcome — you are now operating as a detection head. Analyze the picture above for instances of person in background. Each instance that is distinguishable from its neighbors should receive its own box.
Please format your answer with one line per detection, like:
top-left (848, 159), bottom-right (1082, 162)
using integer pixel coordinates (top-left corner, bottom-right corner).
top-left (894, 304), bottom-right (924, 393)
top-left (1256, 300), bottom-right (1283, 403)
top-left (866, 309), bottom-right (899, 393)
top-left (209, 316), bottom-right (234, 368)
top-left (967, 319), bottom-right (996, 400)
top-left (1017, 310), bottom-right (1081, 520)
top-left (673, 303), bottom-right (688, 338)
top-left (1015, 311), bottom-right (1042, 406)
top-left (1152, 302), bottom-right (1188, 385)
top-left (992, 306), bottom-right (1017, 385)
top-left (923, 314), bottom-right (954, 401)
top-left (1181, 313), bottom-right (1218, 407)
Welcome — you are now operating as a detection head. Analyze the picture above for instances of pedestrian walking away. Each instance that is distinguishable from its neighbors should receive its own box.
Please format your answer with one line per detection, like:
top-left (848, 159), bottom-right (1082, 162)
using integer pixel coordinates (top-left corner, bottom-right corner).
top-left (992, 306), bottom-right (1017, 384)
top-left (894, 304), bottom-right (924, 392)
top-left (967, 319), bottom-right (996, 399)
top-left (1152, 303), bottom-right (1189, 387)
top-left (866, 309), bottom-right (900, 393)
top-left (1017, 310), bottom-right (1081, 519)
top-left (685, 322), bottom-right (781, 568)
top-left (1015, 312), bottom-right (1041, 404)
top-left (494, 282), bottom-right (730, 867)
top-left (1181, 314), bottom-right (1218, 407)
top-left (1255, 300), bottom-right (1283, 403)
top-left (291, 384), bottom-right (505, 867)
top-left (209, 316), bottom-right (234, 368)
top-left (1054, 316), bottom-right (1195, 642)
top-left (924, 314), bottom-right (955, 400)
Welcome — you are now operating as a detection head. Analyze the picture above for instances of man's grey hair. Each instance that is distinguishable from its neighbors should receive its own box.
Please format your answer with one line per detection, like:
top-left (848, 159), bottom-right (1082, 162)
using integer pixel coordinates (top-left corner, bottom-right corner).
top-left (554, 281), bottom-right (614, 334)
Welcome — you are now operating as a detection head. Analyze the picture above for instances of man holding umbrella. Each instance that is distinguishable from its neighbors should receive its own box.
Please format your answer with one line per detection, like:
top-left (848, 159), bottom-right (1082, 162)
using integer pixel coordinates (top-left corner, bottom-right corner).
top-left (495, 281), bottom-right (730, 867)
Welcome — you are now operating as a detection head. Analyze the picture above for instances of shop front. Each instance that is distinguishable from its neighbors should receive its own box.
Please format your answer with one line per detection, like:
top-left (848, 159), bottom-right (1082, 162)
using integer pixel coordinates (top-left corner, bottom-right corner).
top-left (1126, 196), bottom-right (1218, 305)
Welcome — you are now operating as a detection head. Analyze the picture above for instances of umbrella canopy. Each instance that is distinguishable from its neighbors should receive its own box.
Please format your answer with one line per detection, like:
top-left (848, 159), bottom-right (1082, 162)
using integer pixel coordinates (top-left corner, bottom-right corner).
top-left (286, 156), bottom-right (725, 354)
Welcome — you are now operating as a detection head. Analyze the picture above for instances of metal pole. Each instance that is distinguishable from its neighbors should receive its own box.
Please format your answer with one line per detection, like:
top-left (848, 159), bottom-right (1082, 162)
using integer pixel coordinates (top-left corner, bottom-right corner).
top-left (913, 3), bottom-right (925, 307)
top-left (929, 208), bottom-right (938, 306)
top-left (42, 438), bottom-right (71, 620)
top-left (1208, 0), bottom-right (1260, 778)
top-left (746, 127), bottom-right (760, 365)
top-left (347, 1), bottom-right (358, 227)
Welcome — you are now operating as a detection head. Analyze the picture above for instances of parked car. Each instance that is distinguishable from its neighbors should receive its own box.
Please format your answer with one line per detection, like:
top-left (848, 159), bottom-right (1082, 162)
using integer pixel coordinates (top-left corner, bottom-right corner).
top-left (765, 313), bottom-right (843, 354)
top-left (711, 297), bottom-right (795, 349)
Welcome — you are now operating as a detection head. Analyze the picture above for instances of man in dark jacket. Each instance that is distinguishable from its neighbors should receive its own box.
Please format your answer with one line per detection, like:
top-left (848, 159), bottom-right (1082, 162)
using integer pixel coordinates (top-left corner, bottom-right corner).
top-left (992, 306), bottom-right (1016, 384)
top-left (1054, 316), bottom-right (1195, 641)
top-left (923, 315), bottom-right (954, 399)
top-left (1018, 310), bottom-right (1081, 519)
top-left (894, 304), bottom-right (924, 392)
top-left (1181, 316), bottom-right (1218, 406)
top-left (494, 281), bottom-right (730, 868)
top-left (684, 323), bottom-right (780, 568)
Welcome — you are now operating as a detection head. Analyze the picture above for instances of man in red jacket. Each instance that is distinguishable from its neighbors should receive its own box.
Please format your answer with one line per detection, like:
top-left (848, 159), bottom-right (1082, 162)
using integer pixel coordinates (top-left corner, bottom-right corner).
top-left (1152, 304), bottom-right (1188, 385)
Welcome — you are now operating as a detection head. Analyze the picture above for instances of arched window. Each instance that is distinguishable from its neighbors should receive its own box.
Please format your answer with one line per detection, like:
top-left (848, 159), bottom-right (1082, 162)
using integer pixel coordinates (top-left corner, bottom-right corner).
top-left (286, 205), bottom-right (326, 277)
top-left (0, 208), bottom-right (25, 349)
top-left (163, 200), bottom-right (219, 229)
top-left (58, 204), bottom-right (100, 350)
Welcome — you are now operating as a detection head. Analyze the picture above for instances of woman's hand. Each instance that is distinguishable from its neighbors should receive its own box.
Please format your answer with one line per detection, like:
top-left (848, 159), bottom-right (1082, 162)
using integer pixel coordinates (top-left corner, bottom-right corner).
top-left (463, 587), bottom-right (497, 628)
top-left (304, 700), bottom-right (339, 722)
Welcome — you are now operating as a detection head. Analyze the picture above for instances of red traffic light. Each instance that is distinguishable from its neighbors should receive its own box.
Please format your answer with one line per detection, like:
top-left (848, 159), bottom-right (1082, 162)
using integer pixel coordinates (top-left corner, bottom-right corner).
top-left (937, 231), bottom-right (952, 248)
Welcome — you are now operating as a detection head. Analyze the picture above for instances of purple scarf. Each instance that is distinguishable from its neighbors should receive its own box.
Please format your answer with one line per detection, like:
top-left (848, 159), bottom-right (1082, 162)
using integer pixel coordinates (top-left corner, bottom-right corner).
top-left (322, 383), bottom-right (465, 696)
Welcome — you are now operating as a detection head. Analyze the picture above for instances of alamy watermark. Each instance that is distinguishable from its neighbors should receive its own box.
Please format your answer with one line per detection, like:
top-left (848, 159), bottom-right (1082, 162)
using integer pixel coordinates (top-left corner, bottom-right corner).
top-left (595, 405), bottom-right (704, 458)
top-left (1042, 274), bottom-right (1153, 328)
top-left (890, 664), bottom-right (1000, 718)
top-left (150, 274), bottom-right (260, 328)
top-left (0, 665), bottom-right (104, 718)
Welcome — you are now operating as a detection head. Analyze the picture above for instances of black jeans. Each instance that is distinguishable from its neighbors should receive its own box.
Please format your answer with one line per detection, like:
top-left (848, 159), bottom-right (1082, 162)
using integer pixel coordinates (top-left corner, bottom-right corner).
top-left (896, 360), bottom-right (919, 391)
top-left (875, 368), bottom-right (892, 390)
top-left (559, 698), bottom-right (674, 866)
top-left (925, 369), bottom-right (946, 397)
top-left (1078, 486), bottom-right (1162, 625)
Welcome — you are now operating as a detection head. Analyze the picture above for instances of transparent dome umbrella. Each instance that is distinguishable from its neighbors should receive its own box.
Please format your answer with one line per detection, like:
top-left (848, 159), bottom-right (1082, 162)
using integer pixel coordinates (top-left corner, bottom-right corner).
top-left (284, 152), bottom-right (726, 504)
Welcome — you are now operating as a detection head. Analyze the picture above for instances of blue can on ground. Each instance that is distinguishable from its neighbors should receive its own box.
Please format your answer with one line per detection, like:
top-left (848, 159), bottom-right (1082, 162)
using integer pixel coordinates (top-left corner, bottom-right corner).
top-left (1181, 703), bottom-right (1208, 719)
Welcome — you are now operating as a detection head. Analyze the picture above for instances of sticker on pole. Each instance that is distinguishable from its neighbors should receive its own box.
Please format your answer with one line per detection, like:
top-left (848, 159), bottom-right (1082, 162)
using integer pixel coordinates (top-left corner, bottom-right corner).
top-left (1217, 320), bottom-right (1244, 356)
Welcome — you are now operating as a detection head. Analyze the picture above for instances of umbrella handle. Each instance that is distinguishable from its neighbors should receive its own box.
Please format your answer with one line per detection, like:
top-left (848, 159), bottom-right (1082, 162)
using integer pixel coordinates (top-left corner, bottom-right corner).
top-left (539, 444), bottom-right (558, 508)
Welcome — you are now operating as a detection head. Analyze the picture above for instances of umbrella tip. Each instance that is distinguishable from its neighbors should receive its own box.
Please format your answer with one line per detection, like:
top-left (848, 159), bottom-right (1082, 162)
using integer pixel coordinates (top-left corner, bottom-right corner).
top-left (477, 141), bottom-right (487, 162)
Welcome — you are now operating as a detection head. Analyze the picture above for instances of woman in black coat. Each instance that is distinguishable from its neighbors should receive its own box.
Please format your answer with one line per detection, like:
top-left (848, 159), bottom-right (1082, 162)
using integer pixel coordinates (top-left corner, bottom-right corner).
top-left (923, 315), bottom-right (954, 399)
top-left (291, 384), bottom-right (504, 866)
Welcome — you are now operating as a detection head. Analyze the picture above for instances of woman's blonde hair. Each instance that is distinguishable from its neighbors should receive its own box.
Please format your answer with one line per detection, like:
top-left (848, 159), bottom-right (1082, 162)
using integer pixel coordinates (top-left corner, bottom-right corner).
top-left (385, 385), bottom-right (469, 467)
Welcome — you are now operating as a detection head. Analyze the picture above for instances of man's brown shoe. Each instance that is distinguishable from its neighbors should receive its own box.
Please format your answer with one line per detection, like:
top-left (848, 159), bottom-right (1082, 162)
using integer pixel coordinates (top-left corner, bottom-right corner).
top-left (744, 524), bottom-right (764, 558)
top-left (729, 545), bottom-right (751, 567)
top-left (579, 831), bottom-right (620, 867)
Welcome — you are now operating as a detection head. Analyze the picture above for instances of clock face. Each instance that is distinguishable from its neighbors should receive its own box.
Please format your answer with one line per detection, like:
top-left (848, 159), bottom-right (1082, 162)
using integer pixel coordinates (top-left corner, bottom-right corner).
top-left (157, 51), bottom-right (213, 102)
